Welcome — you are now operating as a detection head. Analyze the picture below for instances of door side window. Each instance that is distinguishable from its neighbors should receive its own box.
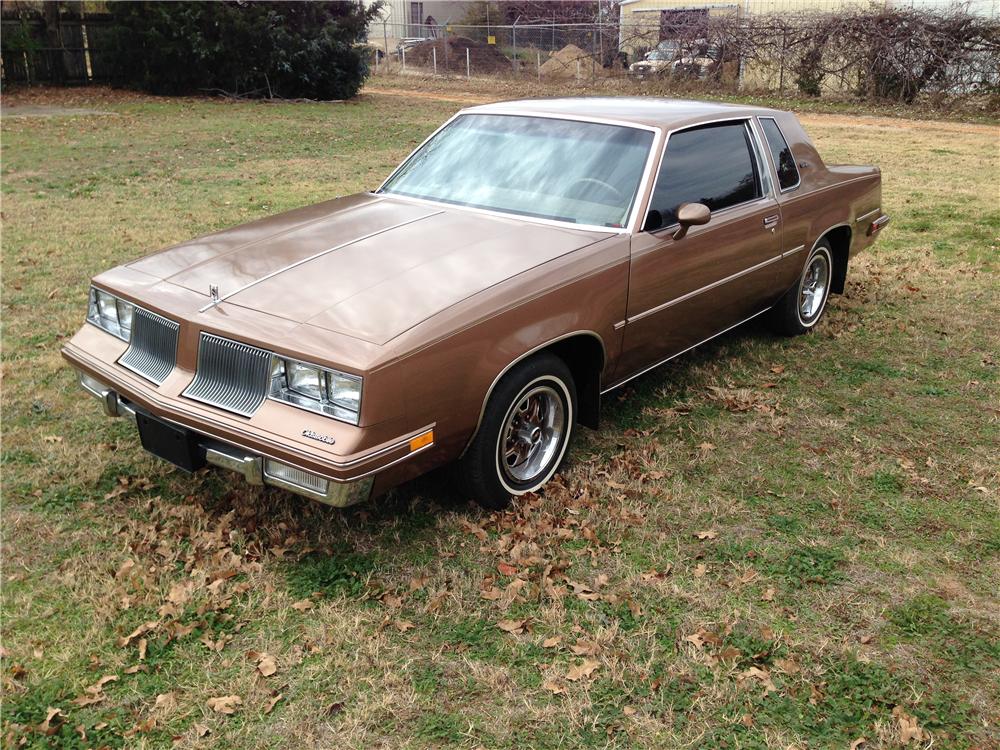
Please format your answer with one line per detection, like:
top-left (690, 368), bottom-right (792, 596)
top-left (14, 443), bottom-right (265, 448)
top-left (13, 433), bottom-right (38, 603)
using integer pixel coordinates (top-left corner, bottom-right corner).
top-left (759, 117), bottom-right (800, 191)
top-left (649, 121), bottom-right (761, 228)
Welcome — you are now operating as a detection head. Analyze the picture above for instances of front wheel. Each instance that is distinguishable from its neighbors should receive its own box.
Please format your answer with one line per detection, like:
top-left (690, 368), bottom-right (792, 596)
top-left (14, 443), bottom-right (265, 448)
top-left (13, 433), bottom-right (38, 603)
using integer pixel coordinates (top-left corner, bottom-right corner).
top-left (769, 239), bottom-right (834, 336)
top-left (457, 352), bottom-right (576, 510)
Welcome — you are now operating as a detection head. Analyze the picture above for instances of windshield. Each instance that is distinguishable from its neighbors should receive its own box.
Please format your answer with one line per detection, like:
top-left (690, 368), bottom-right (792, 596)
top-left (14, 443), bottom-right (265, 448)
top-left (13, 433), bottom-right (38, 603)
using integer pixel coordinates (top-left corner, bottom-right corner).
top-left (380, 114), bottom-right (655, 228)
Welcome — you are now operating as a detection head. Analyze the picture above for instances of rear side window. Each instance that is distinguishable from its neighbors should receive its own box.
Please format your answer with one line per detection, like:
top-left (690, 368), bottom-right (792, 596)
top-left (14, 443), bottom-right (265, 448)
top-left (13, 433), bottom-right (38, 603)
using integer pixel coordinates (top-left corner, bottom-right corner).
top-left (759, 117), bottom-right (800, 191)
top-left (649, 121), bottom-right (761, 227)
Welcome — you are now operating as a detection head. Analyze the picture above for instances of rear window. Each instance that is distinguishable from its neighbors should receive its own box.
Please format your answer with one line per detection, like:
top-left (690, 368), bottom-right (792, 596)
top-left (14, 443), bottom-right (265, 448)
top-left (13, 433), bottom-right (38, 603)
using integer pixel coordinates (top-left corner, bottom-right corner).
top-left (759, 117), bottom-right (800, 191)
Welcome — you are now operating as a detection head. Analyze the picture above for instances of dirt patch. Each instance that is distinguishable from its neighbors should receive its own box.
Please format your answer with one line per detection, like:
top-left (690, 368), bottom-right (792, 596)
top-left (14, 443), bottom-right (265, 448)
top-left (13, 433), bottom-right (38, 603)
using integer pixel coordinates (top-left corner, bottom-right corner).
top-left (0, 84), bottom-right (165, 108)
top-left (1, 105), bottom-right (116, 118)
top-left (539, 44), bottom-right (599, 79)
top-left (406, 36), bottom-right (512, 74)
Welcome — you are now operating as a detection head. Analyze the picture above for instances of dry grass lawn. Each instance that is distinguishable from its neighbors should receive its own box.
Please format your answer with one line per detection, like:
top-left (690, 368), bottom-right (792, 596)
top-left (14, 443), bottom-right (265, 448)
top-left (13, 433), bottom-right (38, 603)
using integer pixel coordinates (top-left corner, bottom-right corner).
top-left (2, 83), bottom-right (998, 749)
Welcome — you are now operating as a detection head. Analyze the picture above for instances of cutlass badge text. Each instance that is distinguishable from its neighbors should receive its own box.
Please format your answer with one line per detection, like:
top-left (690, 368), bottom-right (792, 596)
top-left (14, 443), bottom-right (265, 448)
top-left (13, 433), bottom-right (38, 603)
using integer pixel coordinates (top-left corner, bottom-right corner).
top-left (302, 429), bottom-right (336, 445)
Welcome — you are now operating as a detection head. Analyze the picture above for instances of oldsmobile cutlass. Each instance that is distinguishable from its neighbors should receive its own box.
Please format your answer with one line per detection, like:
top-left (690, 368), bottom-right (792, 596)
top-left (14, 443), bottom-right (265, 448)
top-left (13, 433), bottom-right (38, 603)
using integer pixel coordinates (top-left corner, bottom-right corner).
top-left (62, 97), bottom-right (888, 509)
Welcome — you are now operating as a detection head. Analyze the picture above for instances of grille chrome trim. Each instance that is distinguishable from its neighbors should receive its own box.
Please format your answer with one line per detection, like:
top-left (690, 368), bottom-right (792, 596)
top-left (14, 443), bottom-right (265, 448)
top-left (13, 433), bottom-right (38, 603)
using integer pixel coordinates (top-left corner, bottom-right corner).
top-left (117, 307), bottom-right (180, 385)
top-left (182, 333), bottom-right (272, 417)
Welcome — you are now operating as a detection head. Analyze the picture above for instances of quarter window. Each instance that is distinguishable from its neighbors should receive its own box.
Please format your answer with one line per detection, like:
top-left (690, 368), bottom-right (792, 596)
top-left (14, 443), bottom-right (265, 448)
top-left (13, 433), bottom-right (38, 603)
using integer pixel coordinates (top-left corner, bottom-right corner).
top-left (759, 117), bottom-right (800, 191)
top-left (649, 121), bottom-right (761, 228)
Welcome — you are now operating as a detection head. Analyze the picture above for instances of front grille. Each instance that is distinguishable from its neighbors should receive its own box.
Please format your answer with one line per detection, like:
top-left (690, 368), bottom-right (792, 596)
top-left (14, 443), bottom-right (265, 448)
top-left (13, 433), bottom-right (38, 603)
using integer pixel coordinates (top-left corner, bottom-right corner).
top-left (182, 333), bottom-right (272, 417)
top-left (117, 307), bottom-right (180, 385)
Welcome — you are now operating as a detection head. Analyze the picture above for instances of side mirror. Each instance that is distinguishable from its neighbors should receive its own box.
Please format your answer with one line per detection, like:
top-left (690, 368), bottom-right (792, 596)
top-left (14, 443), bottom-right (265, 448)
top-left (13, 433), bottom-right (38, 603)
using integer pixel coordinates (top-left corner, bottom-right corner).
top-left (672, 202), bottom-right (711, 241)
top-left (642, 209), bottom-right (663, 232)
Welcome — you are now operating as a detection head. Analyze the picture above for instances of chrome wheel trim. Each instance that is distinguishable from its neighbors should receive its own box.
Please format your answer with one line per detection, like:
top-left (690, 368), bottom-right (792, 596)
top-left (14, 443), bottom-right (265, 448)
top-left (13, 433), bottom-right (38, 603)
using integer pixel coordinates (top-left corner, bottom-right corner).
top-left (494, 376), bottom-right (572, 495)
top-left (797, 249), bottom-right (831, 326)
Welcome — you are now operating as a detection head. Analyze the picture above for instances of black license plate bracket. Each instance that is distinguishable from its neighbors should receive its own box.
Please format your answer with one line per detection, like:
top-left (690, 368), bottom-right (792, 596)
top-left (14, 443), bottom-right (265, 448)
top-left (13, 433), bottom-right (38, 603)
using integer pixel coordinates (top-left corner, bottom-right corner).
top-left (135, 410), bottom-right (205, 472)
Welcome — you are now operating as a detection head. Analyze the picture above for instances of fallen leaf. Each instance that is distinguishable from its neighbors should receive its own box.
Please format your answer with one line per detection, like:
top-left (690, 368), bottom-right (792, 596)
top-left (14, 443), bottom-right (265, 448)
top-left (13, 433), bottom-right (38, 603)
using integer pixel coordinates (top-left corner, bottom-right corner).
top-left (697, 442), bottom-right (716, 453)
top-left (256, 653), bottom-right (278, 677)
top-left (480, 587), bottom-right (503, 601)
top-left (684, 632), bottom-right (706, 649)
top-left (542, 636), bottom-right (562, 648)
top-left (39, 707), bottom-right (64, 735)
top-left (153, 692), bottom-right (177, 712)
top-left (117, 621), bottom-right (157, 648)
top-left (497, 563), bottom-right (518, 576)
top-left (640, 565), bottom-right (672, 581)
top-left (115, 559), bottom-right (136, 579)
top-left (85, 675), bottom-right (118, 695)
top-left (542, 679), bottom-right (567, 695)
top-left (565, 659), bottom-right (600, 682)
top-left (193, 723), bottom-right (210, 738)
top-left (291, 599), bottom-right (314, 612)
top-left (892, 706), bottom-right (927, 743)
top-left (774, 658), bottom-right (800, 674)
top-left (737, 569), bottom-right (759, 585)
top-left (717, 646), bottom-right (742, 662)
top-left (770, 364), bottom-right (785, 374)
top-left (264, 694), bottom-right (283, 714)
top-left (393, 619), bottom-right (415, 633)
top-left (761, 587), bottom-right (775, 602)
top-left (693, 563), bottom-right (708, 577)
top-left (70, 693), bottom-right (105, 708)
top-left (570, 639), bottom-right (601, 656)
top-left (849, 738), bottom-right (867, 750)
top-left (497, 619), bottom-right (526, 635)
top-left (206, 695), bottom-right (242, 715)
top-left (740, 666), bottom-right (777, 693)
top-left (695, 530), bottom-right (718, 540)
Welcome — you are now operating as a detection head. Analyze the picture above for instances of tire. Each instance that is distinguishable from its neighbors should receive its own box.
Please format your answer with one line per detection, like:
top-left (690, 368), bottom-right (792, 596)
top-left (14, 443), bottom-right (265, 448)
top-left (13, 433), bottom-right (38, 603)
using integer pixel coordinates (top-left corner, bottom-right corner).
top-left (769, 239), bottom-right (835, 336)
top-left (458, 352), bottom-right (577, 510)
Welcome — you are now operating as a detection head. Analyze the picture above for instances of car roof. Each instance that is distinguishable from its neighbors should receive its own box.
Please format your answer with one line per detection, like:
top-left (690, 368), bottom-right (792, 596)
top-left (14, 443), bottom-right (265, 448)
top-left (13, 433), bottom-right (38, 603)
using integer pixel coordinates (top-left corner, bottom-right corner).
top-left (461, 97), bottom-right (783, 131)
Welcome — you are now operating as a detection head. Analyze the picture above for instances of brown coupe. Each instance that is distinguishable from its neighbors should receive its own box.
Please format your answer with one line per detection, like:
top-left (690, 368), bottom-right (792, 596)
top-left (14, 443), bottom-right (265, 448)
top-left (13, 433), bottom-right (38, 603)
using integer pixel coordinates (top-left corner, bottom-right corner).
top-left (62, 97), bottom-right (888, 509)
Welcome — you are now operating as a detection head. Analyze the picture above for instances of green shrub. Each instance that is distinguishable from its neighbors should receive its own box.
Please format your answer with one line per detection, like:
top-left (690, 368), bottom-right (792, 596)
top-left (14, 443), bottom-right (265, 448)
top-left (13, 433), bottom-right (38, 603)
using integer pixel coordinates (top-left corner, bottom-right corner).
top-left (105, 1), bottom-right (380, 100)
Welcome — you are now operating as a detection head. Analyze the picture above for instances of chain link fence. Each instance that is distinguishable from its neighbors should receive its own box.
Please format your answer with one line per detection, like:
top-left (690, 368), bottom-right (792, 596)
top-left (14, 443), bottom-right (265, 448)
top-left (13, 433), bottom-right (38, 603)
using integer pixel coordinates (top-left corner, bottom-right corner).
top-left (367, 1), bottom-right (1000, 105)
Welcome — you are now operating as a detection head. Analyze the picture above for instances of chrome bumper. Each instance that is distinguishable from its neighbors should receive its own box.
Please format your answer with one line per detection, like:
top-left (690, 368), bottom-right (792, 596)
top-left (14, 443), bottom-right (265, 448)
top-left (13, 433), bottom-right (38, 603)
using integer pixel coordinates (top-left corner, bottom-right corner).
top-left (77, 371), bottom-right (373, 507)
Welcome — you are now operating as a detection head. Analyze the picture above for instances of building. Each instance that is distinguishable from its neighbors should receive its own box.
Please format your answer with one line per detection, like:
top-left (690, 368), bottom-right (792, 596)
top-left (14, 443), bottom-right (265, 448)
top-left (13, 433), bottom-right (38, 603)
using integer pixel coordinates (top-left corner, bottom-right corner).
top-left (364, 0), bottom-right (476, 53)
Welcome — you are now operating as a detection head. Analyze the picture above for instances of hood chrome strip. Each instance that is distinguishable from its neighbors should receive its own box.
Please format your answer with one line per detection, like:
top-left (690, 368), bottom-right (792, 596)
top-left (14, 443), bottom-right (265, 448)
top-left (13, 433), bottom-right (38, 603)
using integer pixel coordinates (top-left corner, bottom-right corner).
top-left (198, 210), bottom-right (443, 313)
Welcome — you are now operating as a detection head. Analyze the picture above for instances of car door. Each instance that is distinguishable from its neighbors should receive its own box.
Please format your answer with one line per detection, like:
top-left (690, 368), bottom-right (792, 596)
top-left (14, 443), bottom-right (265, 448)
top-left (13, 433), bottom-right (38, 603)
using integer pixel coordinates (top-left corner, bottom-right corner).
top-left (616, 119), bottom-right (782, 379)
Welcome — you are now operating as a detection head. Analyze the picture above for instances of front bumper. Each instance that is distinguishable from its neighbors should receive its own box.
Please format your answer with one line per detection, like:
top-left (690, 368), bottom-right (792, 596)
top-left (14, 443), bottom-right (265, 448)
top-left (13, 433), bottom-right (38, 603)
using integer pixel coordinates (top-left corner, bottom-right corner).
top-left (77, 371), bottom-right (373, 506)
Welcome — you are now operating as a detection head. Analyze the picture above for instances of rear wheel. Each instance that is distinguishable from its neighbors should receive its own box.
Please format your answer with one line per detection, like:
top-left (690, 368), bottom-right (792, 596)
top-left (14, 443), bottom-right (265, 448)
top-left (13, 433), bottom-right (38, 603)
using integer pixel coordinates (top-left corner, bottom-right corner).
top-left (770, 239), bottom-right (834, 336)
top-left (458, 353), bottom-right (576, 510)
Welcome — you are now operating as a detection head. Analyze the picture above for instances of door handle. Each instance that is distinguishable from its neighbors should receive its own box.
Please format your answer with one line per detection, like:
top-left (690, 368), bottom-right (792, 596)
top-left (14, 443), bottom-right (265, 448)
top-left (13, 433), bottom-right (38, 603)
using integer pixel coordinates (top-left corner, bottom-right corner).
top-left (763, 214), bottom-right (780, 232)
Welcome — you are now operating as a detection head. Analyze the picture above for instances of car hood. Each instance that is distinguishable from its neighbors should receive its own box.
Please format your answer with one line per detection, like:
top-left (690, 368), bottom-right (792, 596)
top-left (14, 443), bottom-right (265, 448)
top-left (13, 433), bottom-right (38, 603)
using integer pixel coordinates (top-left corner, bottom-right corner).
top-left (128, 193), bottom-right (611, 345)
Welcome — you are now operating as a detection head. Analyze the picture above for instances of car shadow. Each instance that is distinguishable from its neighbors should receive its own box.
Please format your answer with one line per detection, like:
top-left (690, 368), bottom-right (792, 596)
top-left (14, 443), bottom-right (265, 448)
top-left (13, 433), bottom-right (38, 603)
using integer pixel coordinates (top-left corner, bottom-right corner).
top-left (178, 314), bottom-right (781, 567)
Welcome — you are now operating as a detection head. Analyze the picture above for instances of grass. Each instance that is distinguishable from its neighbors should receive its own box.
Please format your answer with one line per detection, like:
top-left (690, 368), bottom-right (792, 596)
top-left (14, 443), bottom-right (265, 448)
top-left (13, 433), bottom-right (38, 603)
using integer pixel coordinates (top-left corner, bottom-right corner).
top-left (2, 82), bottom-right (998, 749)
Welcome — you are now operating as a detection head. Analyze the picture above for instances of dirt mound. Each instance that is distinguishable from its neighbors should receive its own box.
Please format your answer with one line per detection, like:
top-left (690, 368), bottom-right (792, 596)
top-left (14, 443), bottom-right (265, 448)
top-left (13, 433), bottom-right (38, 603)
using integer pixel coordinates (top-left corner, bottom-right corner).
top-left (406, 36), bottom-right (511, 74)
top-left (539, 44), bottom-right (595, 79)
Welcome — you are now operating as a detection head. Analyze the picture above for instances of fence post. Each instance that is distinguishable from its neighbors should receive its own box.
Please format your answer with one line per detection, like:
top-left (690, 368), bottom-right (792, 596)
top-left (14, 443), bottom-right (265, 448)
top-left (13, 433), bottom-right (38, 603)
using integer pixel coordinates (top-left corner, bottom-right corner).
top-left (402, 46), bottom-right (406, 71)
top-left (537, 51), bottom-right (541, 81)
top-left (383, 20), bottom-right (389, 74)
top-left (512, 17), bottom-right (520, 75)
top-left (576, 59), bottom-right (581, 79)
top-left (466, 47), bottom-right (470, 79)
top-left (433, 47), bottom-right (437, 75)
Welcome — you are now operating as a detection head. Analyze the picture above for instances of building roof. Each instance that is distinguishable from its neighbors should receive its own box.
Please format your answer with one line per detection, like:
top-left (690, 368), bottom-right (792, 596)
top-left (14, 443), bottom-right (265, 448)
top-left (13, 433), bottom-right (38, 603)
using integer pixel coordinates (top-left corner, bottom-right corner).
top-left (463, 96), bottom-right (781, 130)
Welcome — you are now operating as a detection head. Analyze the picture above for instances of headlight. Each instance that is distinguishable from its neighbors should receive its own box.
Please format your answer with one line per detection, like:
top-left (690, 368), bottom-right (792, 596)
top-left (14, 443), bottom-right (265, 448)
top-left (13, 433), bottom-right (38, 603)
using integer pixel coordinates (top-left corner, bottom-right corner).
top-left (268, 356), bottom-right (362, 425)
top-left (87, 287), bottom-right (134, 341)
